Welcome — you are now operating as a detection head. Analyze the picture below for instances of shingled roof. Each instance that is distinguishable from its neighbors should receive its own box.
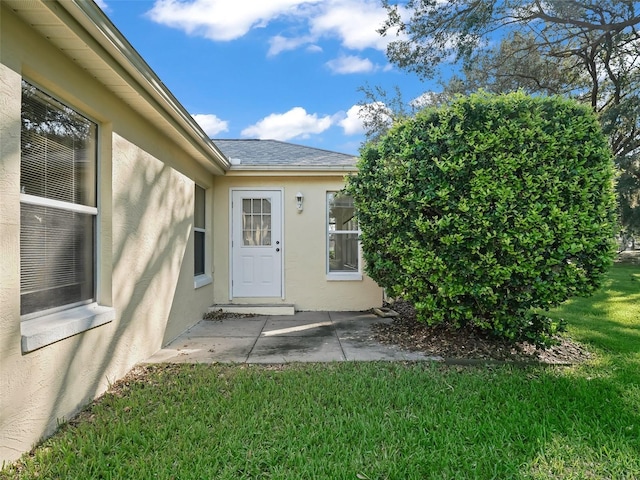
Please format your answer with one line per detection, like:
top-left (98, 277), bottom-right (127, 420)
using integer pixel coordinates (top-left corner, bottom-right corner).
top-left (213, 139), bottom-right (358, 170)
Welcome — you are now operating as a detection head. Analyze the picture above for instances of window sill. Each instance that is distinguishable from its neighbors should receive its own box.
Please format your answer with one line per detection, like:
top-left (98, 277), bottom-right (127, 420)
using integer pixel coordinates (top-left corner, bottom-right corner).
top-left (194, 274), bottom-right (213, 289)
top-left (326, 273), bottom-right (363, 281)
top-left (21, 303), bottom-right (116, 354)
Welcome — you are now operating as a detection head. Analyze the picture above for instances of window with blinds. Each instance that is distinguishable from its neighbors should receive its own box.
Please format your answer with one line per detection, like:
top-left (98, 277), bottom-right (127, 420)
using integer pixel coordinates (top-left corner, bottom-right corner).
top-left (194, 184), bottom-right (206, 277)
top-left (20, 81), bottom-right (97, 317)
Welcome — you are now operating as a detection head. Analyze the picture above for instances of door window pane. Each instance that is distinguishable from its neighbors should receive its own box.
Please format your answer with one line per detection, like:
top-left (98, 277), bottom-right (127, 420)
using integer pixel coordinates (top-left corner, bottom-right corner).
top-left (242, 198), bottom-right (272, 246)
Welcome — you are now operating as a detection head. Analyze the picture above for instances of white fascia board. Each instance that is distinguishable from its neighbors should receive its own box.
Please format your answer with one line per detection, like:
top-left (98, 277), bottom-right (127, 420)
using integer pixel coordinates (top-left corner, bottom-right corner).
top-left (52, 1), bottom-right (230, 174)
top-left (226, 165), bottom-right (358, 177)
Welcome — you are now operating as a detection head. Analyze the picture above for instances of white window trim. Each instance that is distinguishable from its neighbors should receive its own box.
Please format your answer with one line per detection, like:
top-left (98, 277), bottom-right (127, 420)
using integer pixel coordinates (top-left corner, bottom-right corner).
top-left (327, 272), bottom-right (363, 281)
top-left (193, 184), bottom-right (211, 289)
top-left (19, 79), bottom-right (113, 353)
top-left (326, 192), bottom-right (363, 281)
top-left (20, 193), bottom-right (99, 215)
top-left (21, 303), bottom-right (115, 353)
top-left (194, 273), bottom-right (212, 289)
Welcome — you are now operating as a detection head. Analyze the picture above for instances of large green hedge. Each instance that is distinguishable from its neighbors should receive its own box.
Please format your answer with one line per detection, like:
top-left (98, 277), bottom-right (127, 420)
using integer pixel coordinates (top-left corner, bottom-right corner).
top-left (348, 92), bottom-right (617, 344)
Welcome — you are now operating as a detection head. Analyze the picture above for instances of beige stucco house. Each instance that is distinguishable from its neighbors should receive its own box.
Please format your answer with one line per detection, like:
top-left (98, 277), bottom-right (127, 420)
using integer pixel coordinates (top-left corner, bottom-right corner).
top-left (0, 0), bottom-right (382, 465)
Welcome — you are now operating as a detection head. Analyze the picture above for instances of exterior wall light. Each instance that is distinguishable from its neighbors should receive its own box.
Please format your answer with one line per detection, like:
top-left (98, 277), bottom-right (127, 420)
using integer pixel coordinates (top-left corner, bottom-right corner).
top-left (296, 192), bottom-right (304, 212)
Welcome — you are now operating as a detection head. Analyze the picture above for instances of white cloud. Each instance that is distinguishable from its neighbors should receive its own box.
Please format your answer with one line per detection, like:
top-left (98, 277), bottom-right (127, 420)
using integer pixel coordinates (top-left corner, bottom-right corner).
top-left (191, 113), bottom-right (229, 136)
top-left (147, 0), bottom-right (310, 41)
top-left (268, 34), bottom-right (314, 57)
top-left (338, 105), bottom-right (366, 135)
top-left (409, 91), bottom-right (439, 109)
top-left (146, 0), bottom-right (405, 53)
top-left (94, 0), bottom-right (109, 10)
top-left (326, 55), bottom-right (375, 74)
top-left (241, 107), bottom-right (333, 141)
top-left (309, 0), bottom-right (394, 52)
top-left (358, 101), bottom-right (393, 130)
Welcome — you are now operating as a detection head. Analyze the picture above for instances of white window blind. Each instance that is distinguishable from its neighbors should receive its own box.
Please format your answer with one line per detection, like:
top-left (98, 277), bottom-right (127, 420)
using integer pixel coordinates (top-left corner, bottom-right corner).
top-left (20, 81), bottom-right (97, 317)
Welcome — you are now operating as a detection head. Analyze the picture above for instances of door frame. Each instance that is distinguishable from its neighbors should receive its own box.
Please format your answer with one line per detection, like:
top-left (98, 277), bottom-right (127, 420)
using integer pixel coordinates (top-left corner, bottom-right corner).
top-left (228, 188), bottom-right (285, 300)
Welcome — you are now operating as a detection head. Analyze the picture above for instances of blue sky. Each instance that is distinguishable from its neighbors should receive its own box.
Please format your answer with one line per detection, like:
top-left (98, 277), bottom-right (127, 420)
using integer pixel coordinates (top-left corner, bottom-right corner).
top-left (98, 0), bottom-right (433, 155)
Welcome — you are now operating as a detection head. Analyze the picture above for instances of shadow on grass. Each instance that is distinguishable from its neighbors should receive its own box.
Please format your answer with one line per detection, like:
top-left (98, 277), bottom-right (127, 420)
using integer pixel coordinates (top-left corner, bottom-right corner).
top-left (548, 264), bottom-right (640, 364)
top-left (2, 265), bottom-right (639, 478)
top-left (2, 360), bottom-right (639, 479)
top-left (422, 361), bottom-right (640, 478)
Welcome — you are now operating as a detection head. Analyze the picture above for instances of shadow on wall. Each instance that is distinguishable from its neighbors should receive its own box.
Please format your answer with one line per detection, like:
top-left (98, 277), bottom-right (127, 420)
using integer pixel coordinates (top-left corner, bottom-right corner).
top-left (1, 114), bottom-right (26, 463)
top-left (110, 141), bottom-right (194, 365)
top-left (5, 142), bottom-right (196, 462)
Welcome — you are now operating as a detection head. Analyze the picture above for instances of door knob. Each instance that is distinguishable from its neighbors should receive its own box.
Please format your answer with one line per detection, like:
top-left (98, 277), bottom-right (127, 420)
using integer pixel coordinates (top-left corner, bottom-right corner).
top-left (276, 248), bottom-right (280, 252)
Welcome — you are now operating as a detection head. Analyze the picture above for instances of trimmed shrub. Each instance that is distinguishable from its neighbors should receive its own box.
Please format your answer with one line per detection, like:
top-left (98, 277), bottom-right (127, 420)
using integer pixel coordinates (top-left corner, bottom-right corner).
top-left (348, 92), bottom-right (617, 345)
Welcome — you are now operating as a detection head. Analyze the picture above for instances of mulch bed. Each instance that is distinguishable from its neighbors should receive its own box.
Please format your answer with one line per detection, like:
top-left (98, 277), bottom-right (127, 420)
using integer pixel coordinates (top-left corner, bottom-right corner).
top-left (371, 301), bottom-right (592, 365)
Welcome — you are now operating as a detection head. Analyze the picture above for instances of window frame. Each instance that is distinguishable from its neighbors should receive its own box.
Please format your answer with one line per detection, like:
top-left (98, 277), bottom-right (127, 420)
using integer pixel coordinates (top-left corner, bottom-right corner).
top-left (19, 80), bottom-right (99, 319)
top-left (326, 192), bottom-right (362, 281)
top-left (194, 183), bottom-right (212, 289)
top-left (19, 79), bottom-right (114, 353)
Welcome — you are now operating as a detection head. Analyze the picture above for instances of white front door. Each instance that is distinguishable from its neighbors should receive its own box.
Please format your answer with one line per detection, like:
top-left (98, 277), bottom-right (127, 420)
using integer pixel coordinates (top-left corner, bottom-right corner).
top-left (231, 190), bottom-right (283, 298)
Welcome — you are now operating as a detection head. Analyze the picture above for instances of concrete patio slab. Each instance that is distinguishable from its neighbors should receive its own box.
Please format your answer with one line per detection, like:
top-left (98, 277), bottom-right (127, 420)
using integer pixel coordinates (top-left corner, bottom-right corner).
top-left (329, 312), bottom-right (442, 362)
top-left (146, 336), bottom-right (256, 363)
top-left (250, 336), bottom-right (345, 363)
top-left (262, 312), bottom-right (334, 337)
top-left (331, 311), bottom-right (393, 337)
top-left (340, 338), bottom-right (441, 362)
top-left (143, 310), bottom-right (443, 365)
top-left (188, 317), bottom-right (267, 337)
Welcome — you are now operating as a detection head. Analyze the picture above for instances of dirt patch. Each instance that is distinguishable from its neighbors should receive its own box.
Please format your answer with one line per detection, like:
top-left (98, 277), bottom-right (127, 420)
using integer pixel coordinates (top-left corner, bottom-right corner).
top-left (203, 309), bottom-right (257, 321)
top-left (372, 301), bottom-right (592, 365)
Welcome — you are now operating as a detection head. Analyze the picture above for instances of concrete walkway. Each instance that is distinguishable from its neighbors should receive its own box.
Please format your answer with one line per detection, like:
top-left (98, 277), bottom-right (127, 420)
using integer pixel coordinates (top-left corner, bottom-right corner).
top-left (145, 311), bottom-right (441, 364)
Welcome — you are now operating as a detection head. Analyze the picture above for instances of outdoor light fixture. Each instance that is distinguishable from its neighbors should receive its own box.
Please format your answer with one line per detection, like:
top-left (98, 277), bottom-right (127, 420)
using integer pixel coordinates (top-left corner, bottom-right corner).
top-left (295, 192), bottom-right (304, 212)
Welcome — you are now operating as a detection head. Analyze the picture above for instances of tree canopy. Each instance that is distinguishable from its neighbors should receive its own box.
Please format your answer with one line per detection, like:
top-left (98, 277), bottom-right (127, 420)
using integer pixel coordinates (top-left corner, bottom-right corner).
top-left (370, 0), bottom-right (640, 235)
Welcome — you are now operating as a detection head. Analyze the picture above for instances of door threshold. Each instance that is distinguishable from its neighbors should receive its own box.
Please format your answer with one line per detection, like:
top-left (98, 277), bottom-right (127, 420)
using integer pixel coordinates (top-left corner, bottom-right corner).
top-left (210, 304), bottom-right (296, 316)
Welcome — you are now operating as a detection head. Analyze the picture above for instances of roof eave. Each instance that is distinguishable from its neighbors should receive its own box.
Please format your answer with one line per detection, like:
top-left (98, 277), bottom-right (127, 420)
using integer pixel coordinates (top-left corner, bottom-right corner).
top-left (31, 0), bottom-right (230, 174)
top-left (68, 0), bottom-right (230, 174)
top-left (226, 165), bottom-right (358, 177)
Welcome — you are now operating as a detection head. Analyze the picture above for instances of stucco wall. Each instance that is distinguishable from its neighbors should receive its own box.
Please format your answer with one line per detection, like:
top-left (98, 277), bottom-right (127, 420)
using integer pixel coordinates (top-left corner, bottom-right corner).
top-left (110, 133), bottom-right (214, 346)
top-left (212, 175), bottom-right (383, 311)
top-left (0, 7), bottom-right (215, 464)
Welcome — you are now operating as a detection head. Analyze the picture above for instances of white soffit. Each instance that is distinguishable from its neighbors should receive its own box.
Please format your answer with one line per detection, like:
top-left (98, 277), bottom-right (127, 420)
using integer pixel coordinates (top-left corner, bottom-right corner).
top-left (5, 0), bottom-right (229, 175)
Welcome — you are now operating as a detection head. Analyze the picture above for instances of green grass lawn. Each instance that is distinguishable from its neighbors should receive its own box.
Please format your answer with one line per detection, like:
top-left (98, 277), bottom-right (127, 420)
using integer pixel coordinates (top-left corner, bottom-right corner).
top-left (2, 265), bottom-right (639, 480)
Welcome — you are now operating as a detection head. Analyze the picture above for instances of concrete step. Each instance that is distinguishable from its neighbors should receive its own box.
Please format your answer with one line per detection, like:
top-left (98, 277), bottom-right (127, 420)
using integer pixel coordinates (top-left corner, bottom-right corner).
top-left (209, 303), bottom-right (296, 316)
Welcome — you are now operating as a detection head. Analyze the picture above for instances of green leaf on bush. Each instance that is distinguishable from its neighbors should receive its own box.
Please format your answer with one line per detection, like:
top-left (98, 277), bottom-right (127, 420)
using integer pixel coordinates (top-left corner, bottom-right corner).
top-left (348, 91), bottom-right (617, 346)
